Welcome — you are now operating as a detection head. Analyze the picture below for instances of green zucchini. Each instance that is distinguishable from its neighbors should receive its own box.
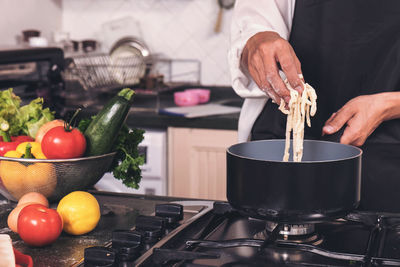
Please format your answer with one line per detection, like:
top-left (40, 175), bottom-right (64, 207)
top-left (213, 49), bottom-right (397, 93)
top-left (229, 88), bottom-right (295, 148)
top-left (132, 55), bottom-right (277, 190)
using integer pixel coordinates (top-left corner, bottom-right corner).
top-left (84, 88), bottom-right (134, 156)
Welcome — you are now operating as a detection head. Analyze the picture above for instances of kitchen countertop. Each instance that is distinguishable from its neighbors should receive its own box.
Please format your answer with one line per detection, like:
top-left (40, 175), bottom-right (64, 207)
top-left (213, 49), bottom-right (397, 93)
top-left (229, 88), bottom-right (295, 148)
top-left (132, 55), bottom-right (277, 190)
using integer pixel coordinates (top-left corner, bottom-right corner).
top-left (64, 82), bottom-right (242, 131)
top-left (126, 109), bottom-right (240, 131)
top-left (0, 191), bottom-right (194, 267)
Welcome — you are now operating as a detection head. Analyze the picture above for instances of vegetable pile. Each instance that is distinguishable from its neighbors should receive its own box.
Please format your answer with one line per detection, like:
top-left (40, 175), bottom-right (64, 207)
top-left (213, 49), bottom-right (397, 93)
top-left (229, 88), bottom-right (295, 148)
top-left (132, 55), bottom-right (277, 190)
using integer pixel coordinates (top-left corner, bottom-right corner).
top-left (1, 88), bottom-right (144, 247)
top-left (0, 87), bottom-right (145, 190)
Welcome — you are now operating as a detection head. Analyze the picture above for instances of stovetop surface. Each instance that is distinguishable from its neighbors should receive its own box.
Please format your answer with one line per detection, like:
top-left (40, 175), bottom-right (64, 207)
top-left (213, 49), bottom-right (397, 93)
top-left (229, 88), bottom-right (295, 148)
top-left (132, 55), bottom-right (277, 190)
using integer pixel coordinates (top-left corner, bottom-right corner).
top-left (138, 203), bottom-right (400, 267)
top-left (182, 217), bottom-right (371, 266)
top-left (3, 191), bottom-right (400, 267)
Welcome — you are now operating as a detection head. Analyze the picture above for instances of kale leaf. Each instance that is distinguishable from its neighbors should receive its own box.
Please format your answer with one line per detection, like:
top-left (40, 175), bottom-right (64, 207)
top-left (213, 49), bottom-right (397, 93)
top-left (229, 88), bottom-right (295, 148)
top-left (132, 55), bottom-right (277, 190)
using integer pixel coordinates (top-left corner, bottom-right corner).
top-left (78, 117), bottom-right (145, 189)
top-left (110, 125), bottom-right (145, 189)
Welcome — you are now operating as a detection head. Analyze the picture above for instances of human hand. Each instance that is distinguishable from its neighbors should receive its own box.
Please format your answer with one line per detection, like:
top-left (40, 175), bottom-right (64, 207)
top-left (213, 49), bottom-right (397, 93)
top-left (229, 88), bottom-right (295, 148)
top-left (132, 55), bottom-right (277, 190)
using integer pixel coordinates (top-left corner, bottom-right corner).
top-left (241, 31), bottom-right (304, 104)
top-left (322, 94), bottom-right (390, 146)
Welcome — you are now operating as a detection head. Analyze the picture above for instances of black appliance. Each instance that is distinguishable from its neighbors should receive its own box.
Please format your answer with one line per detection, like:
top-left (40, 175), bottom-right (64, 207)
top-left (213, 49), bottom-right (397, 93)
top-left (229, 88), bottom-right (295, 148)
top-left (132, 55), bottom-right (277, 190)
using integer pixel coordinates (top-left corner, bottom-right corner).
top-left (0, 47), bottom-right (65, 116)
top-left (78, 196), bottom-right (400, 267)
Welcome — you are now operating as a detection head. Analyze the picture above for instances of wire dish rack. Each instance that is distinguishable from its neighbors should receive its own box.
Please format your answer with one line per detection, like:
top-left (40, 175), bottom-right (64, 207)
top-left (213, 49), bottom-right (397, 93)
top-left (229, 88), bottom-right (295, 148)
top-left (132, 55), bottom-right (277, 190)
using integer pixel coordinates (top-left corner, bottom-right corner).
top-left (64, 53), bottom-right (147, 90)
top-left (64, 53), bottom-right (201, 93)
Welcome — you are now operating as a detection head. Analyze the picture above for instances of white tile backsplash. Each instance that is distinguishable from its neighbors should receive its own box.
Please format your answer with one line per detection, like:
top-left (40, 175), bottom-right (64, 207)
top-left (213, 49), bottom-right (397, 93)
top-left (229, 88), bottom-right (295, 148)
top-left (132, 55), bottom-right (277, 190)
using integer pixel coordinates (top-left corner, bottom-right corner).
top-left (0, 0), bottom-right (233, 86)
top-left (0, 0), bottom-right (62, 46)
top-left (62, 0), bottom-right (233, 86)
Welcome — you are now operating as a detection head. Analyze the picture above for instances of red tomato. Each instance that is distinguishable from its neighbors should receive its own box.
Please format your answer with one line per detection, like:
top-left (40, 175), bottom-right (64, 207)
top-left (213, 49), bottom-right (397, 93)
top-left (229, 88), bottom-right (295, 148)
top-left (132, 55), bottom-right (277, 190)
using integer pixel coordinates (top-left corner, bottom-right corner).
top-left (41, 126), bottom-right (86, 159)
top-left (17, 204), bottom-right (63, 247)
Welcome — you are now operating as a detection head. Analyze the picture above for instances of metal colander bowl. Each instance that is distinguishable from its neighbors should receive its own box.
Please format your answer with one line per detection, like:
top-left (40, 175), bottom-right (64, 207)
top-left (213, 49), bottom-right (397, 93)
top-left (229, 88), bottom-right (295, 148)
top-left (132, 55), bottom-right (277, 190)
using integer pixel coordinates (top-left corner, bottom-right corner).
top-left (0, 152), bottom-right (116, 202)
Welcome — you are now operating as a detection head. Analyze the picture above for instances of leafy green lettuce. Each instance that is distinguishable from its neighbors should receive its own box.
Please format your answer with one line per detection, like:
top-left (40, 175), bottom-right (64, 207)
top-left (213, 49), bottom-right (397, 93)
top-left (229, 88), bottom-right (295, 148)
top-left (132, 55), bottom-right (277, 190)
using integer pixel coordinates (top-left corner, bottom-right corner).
top-left (0, 88), bottom-right (55, 138)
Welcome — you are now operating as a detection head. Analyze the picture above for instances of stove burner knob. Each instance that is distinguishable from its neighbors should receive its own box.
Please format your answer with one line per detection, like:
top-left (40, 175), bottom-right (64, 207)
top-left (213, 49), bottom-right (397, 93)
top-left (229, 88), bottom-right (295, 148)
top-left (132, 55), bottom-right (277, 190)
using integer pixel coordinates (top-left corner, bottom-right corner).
top-left (112, 230), bottom-right (143, 261)
top-left (137, 227), bottom-right (163, 244)
top-left (135, 215), bottom-right (167, 244)
top-left (135, 215), bottom-right (166, 232)
top-left (155, 203), bottom-right (184, 224)
top-left (84, 246), bottom-right (117, 267)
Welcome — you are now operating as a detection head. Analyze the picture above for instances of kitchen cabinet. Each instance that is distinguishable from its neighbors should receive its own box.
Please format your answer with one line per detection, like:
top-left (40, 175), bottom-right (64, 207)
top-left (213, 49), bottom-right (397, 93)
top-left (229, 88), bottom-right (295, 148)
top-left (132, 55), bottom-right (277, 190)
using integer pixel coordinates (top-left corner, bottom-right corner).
top-left (168, 127), bottom-right (237, 200)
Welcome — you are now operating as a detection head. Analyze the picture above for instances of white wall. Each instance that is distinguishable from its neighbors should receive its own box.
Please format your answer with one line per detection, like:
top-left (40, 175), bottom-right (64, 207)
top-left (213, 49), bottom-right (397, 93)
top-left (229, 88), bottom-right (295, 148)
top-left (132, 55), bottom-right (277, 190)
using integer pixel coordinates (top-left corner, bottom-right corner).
top-left (0, 0), bottom-right (62, 46)
top-left (61, 0), bottom-right (233, 86)
top-left (0, 0), bottom-right (233, 86)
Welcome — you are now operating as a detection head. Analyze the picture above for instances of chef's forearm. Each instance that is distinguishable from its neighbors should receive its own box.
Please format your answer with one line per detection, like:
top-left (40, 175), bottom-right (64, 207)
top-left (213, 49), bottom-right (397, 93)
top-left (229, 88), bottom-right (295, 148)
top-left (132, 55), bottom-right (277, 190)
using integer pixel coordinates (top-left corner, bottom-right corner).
top-left (380, 92), bottom-right (400, 121)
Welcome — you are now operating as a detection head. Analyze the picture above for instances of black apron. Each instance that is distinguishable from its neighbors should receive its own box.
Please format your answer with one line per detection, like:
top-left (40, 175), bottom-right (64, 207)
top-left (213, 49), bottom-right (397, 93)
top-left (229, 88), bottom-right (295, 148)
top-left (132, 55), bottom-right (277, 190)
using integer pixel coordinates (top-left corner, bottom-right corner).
top-left (251, 0), bottom-right (400, 212)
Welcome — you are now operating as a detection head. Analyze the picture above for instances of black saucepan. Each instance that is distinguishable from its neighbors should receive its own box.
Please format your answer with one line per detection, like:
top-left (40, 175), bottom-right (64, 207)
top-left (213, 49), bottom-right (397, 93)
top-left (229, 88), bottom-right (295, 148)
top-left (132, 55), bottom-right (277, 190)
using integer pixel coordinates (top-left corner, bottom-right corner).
top-left (226, 140), bottom-right (362, 223)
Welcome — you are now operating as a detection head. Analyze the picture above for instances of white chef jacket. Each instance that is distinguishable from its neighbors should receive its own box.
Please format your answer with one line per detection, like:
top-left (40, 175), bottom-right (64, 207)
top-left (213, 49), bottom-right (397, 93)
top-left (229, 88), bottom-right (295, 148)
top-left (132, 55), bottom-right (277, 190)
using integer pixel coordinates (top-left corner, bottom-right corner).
top-left (228, 0), bottom-right (296, 142)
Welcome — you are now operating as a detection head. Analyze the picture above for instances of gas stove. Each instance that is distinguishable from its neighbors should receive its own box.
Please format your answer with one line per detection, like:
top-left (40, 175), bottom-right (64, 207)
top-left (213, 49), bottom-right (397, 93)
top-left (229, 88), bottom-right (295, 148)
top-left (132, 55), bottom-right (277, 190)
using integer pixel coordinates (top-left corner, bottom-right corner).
top-left (79, 200), bottom-right (400, 267)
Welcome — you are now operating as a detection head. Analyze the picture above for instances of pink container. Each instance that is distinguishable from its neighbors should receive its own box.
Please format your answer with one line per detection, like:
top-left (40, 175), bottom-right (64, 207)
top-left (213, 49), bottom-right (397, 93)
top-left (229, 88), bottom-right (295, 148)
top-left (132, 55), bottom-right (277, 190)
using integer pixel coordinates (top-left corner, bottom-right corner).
top-left (174, 91), bottom-right (199, 106)
top-left (185, 89), bottom-right (211, 103)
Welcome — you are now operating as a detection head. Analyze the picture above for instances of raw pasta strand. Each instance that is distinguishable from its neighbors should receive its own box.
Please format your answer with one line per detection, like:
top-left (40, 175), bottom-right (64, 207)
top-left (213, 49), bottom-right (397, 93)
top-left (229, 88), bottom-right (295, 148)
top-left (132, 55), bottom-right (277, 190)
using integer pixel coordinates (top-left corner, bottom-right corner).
top-left (278, 81), bottom-right (317, 162)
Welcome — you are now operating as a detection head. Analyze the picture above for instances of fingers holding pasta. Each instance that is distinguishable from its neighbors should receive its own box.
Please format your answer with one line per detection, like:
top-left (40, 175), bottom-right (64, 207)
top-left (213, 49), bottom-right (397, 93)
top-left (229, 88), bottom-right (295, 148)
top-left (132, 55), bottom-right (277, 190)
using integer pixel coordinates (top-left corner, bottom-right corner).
top-left (242, 31), bottom-right (317, 161)
top-left (276, 43), bottom-right (304, 94)
top-left (241, 31), bottom-right (303, 104)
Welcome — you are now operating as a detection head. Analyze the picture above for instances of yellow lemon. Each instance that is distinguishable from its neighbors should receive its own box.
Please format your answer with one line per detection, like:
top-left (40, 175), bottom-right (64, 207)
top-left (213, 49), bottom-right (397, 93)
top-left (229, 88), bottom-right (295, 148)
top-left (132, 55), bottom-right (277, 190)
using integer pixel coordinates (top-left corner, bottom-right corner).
top-left (56, 191), bottom-right (100, 235)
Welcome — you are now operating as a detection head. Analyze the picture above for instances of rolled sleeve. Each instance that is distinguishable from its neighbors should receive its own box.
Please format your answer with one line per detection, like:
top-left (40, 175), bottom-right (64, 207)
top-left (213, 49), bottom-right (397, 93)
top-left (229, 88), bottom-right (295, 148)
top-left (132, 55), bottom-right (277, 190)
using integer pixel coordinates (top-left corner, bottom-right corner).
top-left (228, 0), bottom-right (295, 99)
